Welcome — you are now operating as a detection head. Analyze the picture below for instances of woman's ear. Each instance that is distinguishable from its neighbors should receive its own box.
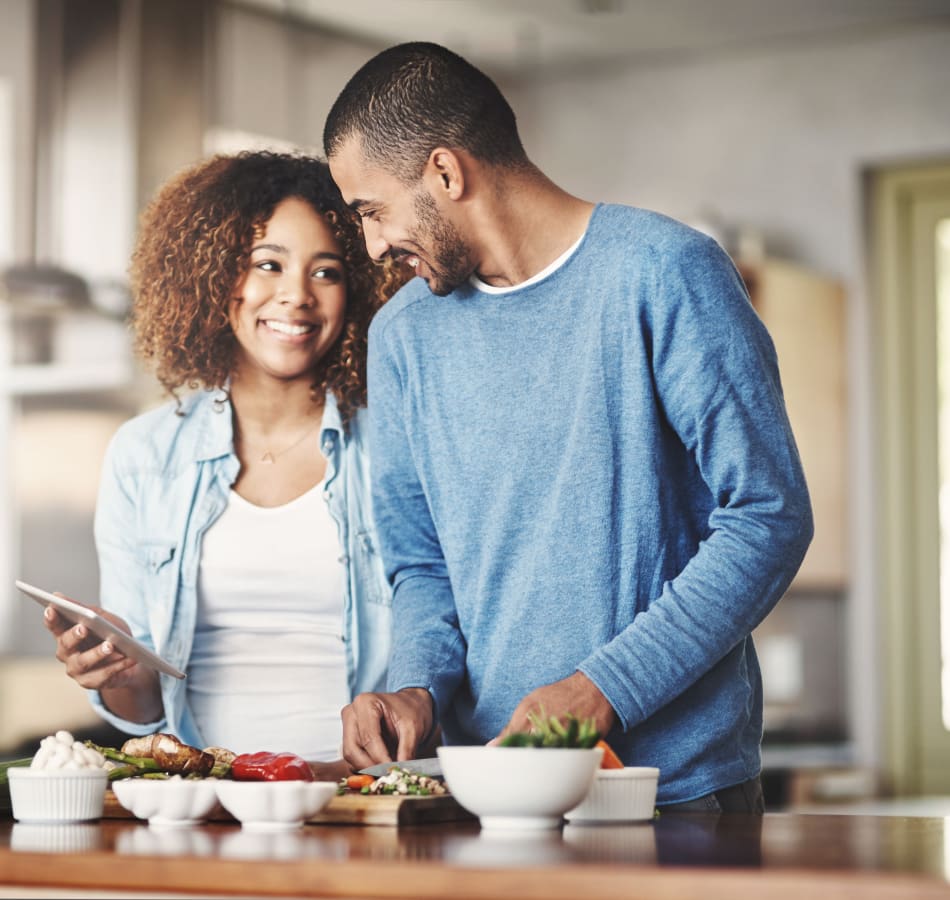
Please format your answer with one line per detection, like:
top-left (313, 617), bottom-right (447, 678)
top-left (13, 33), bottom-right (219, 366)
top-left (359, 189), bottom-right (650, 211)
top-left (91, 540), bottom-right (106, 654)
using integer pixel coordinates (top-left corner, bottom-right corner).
top-left (426, 148), bottom-right (465, 201)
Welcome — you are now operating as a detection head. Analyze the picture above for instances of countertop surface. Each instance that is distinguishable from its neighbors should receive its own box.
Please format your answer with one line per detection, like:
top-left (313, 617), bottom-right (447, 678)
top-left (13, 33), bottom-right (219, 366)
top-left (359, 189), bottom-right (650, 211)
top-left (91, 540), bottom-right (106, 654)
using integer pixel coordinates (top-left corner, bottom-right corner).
top-left (2, 811), bottom-right (950, 899)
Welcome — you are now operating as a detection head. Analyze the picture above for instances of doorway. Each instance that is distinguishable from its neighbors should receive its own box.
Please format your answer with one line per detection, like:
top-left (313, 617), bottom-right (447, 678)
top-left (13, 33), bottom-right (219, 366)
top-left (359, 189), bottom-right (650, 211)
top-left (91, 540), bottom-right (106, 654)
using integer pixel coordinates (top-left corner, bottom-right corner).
top-left (871, 161), bottom-right (950, 795)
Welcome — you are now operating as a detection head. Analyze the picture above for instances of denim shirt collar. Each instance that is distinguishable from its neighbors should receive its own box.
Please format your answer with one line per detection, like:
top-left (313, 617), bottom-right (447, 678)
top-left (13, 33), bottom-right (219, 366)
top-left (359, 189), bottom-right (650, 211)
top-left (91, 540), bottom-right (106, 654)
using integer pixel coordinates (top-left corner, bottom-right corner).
top-left (319, 391), bottom-right (346, 454)
top-left (193, 386), bottom-right (346, 464)
top-left (194, 387), bottom-right (237, 465)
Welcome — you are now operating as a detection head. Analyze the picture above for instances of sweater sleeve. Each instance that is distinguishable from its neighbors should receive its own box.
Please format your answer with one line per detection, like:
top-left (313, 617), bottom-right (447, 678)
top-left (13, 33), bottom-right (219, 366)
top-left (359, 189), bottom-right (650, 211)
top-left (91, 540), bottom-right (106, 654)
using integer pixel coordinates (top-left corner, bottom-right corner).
top-left (367, 316), bottom-right (467, 717)
top-left (578, 235), bottom-right (814, 730)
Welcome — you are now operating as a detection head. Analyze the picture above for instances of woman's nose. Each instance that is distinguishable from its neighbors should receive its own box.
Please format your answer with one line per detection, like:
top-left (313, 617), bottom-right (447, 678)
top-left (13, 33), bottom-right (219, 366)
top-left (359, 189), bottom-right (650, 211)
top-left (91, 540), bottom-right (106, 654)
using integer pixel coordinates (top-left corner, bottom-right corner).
top-left (278, 271), bottom-right (313, 305)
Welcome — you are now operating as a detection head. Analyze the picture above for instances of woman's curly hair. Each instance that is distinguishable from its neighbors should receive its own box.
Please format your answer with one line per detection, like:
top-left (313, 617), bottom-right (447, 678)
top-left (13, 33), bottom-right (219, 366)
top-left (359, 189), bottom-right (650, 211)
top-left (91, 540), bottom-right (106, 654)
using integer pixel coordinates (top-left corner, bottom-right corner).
top-left (129, 150), bottom-right (407, 427)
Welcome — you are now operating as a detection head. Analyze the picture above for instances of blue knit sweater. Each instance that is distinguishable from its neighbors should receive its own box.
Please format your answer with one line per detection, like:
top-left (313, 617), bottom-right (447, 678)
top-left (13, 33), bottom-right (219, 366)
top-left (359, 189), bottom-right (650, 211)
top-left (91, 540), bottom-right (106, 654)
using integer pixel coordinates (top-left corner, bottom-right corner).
top-left (367, 203), bottom-right (813, 803)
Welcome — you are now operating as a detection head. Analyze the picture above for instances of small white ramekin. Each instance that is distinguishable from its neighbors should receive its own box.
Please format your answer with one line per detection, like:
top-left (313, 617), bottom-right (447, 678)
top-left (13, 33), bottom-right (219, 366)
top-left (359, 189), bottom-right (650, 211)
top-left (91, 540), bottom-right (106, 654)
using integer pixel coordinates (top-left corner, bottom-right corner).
top-left (8, 768), bottom-right (108, 823)
top-left (564, 766), bottom-right (660, 823)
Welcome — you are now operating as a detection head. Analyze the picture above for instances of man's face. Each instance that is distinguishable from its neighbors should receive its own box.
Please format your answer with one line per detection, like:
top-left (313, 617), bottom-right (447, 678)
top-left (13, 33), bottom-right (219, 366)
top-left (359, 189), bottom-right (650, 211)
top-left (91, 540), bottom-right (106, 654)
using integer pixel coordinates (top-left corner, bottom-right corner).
top-left (329, 138), bottom-right (475, 296)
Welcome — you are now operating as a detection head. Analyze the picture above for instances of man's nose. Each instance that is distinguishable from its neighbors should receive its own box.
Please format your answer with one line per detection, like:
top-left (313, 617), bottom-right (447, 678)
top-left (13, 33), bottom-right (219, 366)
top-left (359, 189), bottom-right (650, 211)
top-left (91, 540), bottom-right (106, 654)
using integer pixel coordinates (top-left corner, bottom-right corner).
top-left (361, 218), bottom-right (390, 261)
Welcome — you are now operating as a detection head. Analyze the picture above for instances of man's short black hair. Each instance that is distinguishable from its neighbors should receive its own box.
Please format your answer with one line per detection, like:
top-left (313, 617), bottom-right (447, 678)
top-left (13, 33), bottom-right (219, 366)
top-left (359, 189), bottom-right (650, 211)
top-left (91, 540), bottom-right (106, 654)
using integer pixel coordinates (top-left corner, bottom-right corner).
top-left (323, 41), bottom-right (529, 182)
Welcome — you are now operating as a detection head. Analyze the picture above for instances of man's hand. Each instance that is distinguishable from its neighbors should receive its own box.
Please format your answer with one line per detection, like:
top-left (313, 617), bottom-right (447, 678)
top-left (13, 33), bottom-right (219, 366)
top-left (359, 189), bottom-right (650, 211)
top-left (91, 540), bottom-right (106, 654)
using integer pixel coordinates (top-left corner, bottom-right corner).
top-left (492, 671), bottom-right (616, 743)
top-left (341, 688), bottom-right (434, 772)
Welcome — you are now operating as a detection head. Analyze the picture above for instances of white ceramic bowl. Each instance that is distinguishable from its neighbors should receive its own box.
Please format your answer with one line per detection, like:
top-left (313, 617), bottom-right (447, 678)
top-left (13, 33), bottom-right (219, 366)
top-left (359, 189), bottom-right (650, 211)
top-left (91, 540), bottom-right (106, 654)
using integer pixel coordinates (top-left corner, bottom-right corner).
top-left (437, 745), bottom-right (603, 831)
top-left (214, 780), bottom-right (338, 831)
top-left (8, 768), bottom-right (108, 823)
top-left (111, 776), bottom-right (221, 827)
top-left (564, 766), bottom-right (660, 823)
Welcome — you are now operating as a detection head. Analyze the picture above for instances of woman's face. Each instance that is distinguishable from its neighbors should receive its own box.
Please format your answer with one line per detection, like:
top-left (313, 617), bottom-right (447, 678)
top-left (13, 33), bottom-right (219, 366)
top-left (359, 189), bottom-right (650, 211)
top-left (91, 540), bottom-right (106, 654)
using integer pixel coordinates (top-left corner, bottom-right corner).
top-left (229, 196), bottom-right (347, 383)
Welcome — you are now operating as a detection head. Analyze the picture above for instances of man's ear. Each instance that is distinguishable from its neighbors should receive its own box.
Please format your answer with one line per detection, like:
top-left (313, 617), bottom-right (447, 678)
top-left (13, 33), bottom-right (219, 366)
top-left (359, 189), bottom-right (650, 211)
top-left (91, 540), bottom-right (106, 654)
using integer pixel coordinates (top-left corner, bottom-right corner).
top-left (425, 148), bottom-right (465, 201)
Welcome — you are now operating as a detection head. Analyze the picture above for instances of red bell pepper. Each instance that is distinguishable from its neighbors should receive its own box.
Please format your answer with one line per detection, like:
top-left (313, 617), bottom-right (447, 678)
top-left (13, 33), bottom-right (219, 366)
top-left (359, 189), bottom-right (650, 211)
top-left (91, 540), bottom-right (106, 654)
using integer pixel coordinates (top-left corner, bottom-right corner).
top-left (230, 751), bottom-right (315, 782)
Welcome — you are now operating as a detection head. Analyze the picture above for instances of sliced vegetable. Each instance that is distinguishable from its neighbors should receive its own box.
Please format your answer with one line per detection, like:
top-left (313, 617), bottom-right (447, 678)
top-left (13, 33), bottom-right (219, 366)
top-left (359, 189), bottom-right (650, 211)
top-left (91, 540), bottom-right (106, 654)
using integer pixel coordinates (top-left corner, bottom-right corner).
top-left (365, 766), bottom-right (446, 796)
top-left (230, 751), bottom-right (314, 782)
top-left (596, 739), bottom-right (625, 769)
top-left (344, 774), bottom-right (375, 791)
top-left (151, 733), bottom-right (215, 777)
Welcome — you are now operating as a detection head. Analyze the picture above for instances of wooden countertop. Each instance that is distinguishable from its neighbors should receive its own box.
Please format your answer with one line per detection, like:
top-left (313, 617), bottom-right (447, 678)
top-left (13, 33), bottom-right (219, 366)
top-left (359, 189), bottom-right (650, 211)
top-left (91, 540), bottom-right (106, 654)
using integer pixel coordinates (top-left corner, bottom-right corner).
top-left (1, 812), bottom-right (950, 899)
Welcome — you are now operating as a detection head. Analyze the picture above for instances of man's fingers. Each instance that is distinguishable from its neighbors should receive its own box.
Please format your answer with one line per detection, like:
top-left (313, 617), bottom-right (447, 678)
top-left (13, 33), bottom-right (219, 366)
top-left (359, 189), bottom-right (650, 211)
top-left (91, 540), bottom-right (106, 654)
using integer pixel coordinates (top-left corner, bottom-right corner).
top-left (342, 697), bottom-right (396, 770)
top-left (395, 725), bottom-right (424, 762)
top-left (341, 706), bottom-right (376, 771)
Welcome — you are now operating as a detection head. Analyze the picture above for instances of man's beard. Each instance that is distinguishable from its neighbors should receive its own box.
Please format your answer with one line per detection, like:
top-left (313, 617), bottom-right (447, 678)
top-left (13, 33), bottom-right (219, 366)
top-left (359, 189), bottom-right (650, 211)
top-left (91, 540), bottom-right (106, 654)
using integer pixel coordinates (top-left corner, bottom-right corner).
top-left (411, 190), bottom-right (473, 296)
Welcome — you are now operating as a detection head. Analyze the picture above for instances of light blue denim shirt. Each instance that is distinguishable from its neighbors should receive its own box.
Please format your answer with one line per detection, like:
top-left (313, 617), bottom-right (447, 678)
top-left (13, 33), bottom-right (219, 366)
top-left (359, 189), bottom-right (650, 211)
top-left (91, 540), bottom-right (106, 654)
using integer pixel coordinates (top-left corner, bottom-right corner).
top-left (88, 388), bottom-right (392, 749)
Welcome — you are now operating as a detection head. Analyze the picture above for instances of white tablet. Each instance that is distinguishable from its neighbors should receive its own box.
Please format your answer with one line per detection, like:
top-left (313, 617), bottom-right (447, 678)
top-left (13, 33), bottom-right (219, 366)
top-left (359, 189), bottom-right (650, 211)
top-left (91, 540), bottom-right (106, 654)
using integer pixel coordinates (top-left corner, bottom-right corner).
top-left (16, 579), bottom-right (186, 680)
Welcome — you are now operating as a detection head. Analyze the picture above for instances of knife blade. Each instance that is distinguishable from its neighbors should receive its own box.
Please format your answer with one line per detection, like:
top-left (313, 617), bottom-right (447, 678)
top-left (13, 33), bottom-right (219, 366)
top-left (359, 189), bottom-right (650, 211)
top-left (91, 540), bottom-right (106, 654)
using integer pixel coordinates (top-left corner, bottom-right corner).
top-left (358, 757), bottom-right (443, 779)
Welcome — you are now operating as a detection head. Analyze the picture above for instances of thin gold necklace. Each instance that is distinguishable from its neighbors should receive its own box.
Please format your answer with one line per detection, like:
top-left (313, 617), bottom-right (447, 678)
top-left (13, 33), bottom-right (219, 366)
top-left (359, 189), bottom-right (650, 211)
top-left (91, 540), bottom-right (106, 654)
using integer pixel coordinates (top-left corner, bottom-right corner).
top-left (240, 418), bottom-right (322, 464)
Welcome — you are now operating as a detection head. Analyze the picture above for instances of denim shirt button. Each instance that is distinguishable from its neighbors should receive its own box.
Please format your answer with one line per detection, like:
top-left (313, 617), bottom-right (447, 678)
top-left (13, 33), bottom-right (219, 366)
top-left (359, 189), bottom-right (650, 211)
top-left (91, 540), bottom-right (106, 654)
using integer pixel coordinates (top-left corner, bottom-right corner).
top-left (338, 554), bottom-right (350, 565)
top-left (323, 490), bottom-right (332, 501)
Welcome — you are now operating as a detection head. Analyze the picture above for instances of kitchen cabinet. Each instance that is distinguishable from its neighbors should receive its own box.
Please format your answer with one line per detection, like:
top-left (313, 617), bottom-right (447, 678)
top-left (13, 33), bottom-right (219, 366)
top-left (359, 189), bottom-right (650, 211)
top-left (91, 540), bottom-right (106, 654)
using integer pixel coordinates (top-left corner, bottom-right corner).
top-left (739, 259), bottom-right (848, 590)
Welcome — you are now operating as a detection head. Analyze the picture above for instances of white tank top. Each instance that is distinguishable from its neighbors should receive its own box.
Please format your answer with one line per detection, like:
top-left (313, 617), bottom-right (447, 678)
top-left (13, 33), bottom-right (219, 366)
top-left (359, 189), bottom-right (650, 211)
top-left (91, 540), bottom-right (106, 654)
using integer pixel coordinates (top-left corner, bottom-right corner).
top-left (187, 481), bottom-right (348, 760)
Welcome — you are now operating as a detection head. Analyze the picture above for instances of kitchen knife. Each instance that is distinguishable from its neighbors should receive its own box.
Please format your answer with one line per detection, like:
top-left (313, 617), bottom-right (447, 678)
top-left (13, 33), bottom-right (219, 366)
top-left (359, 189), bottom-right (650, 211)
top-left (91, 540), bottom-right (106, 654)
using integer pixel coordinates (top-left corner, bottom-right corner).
top-left (358, 757), bottom-right (443, 778)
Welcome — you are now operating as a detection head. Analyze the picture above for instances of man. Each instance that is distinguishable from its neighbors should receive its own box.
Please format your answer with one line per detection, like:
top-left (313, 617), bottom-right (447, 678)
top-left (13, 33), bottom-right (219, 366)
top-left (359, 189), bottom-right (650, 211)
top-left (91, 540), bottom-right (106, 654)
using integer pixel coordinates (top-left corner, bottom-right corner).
top-left (324, 42), bottom-right (812, 811)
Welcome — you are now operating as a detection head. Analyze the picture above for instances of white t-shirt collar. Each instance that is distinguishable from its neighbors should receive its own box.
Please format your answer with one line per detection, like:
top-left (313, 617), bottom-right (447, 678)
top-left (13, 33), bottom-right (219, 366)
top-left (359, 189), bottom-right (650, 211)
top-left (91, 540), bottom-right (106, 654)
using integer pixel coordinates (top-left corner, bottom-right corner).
top-left (469, 230), bottom-right (585, 295)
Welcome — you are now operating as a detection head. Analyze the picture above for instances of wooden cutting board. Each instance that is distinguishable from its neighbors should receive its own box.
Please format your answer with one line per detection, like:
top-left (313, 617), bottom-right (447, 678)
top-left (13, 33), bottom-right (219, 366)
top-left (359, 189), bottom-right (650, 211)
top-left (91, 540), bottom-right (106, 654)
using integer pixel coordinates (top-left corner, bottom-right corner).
top-left (103, 787), bottom-right (474, 827)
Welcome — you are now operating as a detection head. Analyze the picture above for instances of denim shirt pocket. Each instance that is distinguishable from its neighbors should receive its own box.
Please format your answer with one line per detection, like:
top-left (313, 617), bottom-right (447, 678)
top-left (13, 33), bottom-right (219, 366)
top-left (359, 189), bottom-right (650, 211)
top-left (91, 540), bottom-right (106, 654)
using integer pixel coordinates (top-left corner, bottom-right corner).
top-left (354, 528), bottom-right (392, 607)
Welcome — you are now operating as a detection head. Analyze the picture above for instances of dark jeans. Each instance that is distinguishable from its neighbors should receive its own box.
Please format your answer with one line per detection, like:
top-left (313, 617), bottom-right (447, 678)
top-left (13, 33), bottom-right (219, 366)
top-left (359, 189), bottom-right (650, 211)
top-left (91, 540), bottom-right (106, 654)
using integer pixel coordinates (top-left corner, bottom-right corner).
top-left (656, 776), bottom-right (765, 814)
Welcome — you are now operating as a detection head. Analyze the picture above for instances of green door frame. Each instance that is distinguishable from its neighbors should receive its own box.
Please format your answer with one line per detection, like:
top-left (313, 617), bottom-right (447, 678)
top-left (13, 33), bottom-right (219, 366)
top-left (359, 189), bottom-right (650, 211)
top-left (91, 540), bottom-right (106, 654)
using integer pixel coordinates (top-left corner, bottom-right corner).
top-left (871, 162), bottom-right (950, 795)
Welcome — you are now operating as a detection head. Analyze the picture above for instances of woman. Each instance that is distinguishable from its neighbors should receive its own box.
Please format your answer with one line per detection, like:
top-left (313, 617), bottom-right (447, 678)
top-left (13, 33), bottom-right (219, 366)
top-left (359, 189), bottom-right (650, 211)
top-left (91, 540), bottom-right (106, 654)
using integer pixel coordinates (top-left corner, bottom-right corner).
top-left (43, 151), bottom-right (406, 777)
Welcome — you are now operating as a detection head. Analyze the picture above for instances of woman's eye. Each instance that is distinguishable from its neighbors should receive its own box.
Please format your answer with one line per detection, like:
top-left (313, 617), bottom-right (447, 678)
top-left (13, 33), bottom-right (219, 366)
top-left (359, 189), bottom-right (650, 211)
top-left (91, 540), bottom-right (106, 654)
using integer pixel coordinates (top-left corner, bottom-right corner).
top-left (255, 260), bottom-right (281, 273)
top-left (313, 267), bottom-right (343, 283)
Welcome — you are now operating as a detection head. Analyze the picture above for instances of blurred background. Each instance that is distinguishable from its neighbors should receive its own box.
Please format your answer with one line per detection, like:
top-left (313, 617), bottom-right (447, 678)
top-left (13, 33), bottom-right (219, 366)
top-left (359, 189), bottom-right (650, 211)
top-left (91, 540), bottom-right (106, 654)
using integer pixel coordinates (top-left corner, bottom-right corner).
top-left (1, 0), bottom-right (949, 810)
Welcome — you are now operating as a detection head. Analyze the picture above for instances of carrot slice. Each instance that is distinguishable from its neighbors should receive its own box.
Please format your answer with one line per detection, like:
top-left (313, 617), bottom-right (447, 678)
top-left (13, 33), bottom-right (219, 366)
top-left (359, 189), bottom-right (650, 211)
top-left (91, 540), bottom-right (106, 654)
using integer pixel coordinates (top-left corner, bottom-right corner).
top-left (596, 739), bottom-right (624, 769)
top-left (345, 774), bottom-right (376, 790)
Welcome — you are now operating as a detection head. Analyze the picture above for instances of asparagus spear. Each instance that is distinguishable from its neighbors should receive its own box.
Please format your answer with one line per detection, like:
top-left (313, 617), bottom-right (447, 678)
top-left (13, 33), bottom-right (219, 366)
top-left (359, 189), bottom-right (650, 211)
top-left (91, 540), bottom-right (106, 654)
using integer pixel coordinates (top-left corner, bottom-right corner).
top-left (0, 758), bottom-right (33, 784)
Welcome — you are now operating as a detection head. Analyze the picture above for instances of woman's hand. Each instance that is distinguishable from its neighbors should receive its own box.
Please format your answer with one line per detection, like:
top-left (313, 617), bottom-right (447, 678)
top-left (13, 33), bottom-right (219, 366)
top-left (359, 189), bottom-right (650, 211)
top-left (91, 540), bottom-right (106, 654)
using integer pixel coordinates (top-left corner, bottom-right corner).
top-left (43, 598), bottom-right (143, 691)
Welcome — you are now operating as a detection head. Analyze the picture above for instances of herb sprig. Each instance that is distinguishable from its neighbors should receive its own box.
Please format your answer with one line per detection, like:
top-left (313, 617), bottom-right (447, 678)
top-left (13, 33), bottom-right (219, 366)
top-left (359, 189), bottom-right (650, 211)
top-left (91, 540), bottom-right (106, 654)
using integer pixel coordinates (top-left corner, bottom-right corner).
top-left (499, 711), bottom-right (600, 748)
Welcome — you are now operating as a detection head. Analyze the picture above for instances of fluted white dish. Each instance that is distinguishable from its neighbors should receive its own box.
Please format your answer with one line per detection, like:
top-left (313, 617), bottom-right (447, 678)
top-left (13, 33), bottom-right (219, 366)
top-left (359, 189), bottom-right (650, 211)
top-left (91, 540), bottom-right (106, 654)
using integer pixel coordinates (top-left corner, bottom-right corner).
top-left (8, 768), bottom-right (108, 823)
top-left (214, 780), bottom-right (338, 831)
top-left (437, 745), bottom-right (603, 831)
top-left (111, 776), bottom-right (221, 827)
top-left (564, 766), bottom-right (660, 823)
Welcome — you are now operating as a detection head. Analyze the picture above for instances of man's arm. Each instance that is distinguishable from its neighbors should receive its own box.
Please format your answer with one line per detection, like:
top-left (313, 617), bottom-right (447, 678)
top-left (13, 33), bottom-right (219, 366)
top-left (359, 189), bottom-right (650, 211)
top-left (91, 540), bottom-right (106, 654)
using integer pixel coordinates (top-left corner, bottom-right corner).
top-left (348, 313), bottom-right (467, 762)
top-left (574, 236), bottom-right (813, 732)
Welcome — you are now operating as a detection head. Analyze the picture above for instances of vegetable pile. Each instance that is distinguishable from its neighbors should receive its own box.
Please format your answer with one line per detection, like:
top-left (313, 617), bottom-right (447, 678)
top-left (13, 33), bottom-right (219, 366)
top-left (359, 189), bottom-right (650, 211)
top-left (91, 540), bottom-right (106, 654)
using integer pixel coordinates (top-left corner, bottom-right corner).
top-left (87, 733), bottom-right (234, 781)
top-left (31, 730), bottom-right (107, 771)
top-left (338, 766), bottom-right (447, 796)
top-left (10, 731), bottom-right (312, 783)
top-left (499, 712), bottom-right (601, 749)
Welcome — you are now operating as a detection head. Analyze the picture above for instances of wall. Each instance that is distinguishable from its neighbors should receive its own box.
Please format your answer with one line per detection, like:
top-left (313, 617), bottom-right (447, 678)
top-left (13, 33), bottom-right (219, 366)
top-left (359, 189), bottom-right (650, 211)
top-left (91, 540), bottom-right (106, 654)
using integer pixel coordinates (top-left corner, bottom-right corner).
top-left (0, 0), bottom-right (36, 266)
top-left (505, 23), bottom-right (950, 772)
top-left (210, 3), bottom-right (380, 152)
